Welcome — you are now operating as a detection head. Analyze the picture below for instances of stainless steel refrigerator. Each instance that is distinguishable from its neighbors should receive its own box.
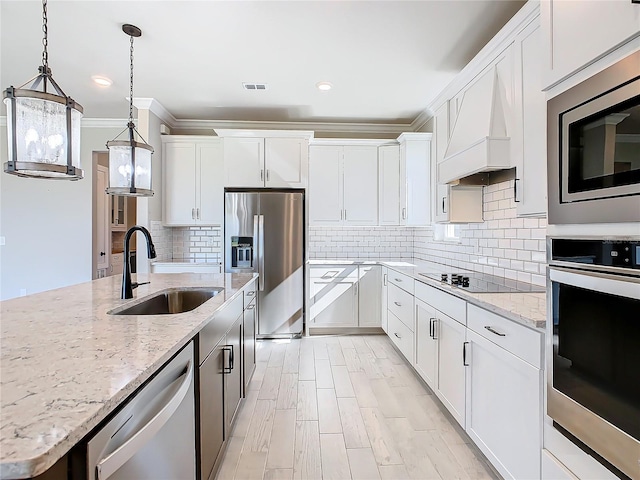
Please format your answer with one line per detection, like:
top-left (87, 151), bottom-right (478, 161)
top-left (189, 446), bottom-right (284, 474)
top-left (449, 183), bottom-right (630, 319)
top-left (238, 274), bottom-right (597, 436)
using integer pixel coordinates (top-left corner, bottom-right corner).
top-left (225, 190), bottom-right (304, 338)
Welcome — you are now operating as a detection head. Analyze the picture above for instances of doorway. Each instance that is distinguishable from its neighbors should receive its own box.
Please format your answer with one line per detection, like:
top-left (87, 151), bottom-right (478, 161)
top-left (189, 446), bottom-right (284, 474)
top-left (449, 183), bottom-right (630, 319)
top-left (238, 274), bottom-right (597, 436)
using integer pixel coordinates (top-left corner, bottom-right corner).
top-left (92, 152), bottom-right (137, 279)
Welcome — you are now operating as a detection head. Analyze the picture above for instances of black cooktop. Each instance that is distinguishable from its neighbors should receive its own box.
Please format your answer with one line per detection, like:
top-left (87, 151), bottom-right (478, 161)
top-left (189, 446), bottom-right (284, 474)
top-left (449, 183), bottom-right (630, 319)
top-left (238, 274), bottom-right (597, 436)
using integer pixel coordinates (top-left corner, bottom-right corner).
top-left (418, 272), bottom-right (545, 294)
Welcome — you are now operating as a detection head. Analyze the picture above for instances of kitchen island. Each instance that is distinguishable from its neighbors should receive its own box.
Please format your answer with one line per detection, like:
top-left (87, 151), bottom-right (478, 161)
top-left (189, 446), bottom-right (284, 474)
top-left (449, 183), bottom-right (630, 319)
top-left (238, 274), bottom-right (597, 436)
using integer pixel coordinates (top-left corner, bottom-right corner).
top-left (0, 272), bottom-right (257, 479)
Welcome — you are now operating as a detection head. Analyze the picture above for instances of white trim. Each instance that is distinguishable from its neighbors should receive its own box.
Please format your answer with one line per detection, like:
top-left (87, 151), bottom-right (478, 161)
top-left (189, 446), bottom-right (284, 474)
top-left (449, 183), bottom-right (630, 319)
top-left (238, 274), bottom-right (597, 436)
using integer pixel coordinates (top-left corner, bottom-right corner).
top-left (199, 119), bottom-right (409, 134)
top-left (397, 132), bottom-right (433, 143)
top-left (410, 109), bottom-right (433, 132)
top-left (309, 138), bottom-right (398, 147)
top-left (132, 98), bottom-right (178, 127)
top-left (160, 135), bottom-right (222, 144)
top-left (81, 118), bottom-right (130, 128)
top-left (213, 129), bottom-right (315, 139)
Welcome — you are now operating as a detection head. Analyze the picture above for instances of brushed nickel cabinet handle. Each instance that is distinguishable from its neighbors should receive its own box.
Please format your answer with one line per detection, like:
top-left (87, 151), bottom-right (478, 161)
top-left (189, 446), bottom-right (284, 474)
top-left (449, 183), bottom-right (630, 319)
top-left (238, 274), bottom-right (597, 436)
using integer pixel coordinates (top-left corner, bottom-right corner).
top-left (484, 326), bottom-right (506, 337)
top-left (394, 301), bottom-right (401, 306)
top-left (394, 333), bottom-right (401, 339)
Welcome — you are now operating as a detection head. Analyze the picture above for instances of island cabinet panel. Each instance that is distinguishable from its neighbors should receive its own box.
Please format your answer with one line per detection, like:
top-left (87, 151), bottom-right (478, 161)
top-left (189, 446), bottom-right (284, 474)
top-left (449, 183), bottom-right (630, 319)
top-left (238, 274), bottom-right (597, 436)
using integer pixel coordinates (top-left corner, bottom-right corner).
top-left (199, 294), bottom-right (243, 361)
top-left (225, 317), bottom-right (243, 430)
top-left (199, 345), bottom-right (225, 480)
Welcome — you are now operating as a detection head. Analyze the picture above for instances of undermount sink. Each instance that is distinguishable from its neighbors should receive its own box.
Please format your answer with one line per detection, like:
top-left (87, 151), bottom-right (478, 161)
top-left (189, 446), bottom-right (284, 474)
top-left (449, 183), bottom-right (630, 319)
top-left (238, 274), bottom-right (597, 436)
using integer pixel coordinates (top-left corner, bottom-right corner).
top-left (109, 288), bottom-right (223, 315)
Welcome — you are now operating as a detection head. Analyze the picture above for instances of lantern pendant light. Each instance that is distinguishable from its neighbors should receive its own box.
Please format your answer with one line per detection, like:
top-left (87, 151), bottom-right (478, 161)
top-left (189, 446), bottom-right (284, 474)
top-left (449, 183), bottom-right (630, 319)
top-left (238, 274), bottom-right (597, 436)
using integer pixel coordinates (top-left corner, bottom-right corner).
top-left (3, 0), bottom-right (84, 180)
top-left (106, 24), bottom-right (154, 197)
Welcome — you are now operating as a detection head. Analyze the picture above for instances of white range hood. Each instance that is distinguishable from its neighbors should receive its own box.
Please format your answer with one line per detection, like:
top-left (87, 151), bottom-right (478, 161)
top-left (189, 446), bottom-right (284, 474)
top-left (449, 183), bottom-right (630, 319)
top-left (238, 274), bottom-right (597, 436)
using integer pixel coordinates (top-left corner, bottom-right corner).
top-left (438, 65), bottom-right (511, 184)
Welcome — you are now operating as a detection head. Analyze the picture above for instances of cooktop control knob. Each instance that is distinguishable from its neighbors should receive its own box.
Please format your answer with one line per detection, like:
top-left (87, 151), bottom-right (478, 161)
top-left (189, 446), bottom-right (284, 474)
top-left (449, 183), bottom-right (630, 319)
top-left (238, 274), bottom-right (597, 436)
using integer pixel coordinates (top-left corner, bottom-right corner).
top-left (441, 273), bottom-right (448, 282)
top-left (462, 276), bottom-right (470, 287)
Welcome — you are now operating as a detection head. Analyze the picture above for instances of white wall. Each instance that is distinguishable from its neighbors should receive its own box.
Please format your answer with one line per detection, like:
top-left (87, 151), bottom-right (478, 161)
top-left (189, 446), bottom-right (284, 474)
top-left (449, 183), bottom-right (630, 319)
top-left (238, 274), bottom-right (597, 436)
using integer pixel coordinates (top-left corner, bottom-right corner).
top-left (0, 124), bottom-right (121, 300)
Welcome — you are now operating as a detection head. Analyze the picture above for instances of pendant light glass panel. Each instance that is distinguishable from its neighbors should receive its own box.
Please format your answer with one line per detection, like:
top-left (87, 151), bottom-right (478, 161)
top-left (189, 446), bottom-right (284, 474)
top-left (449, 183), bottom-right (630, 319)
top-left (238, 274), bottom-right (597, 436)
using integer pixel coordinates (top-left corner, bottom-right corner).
top-left (107, 142), bottom-right (153, 196)
top-left (4, 96), bottom-right (82, 178)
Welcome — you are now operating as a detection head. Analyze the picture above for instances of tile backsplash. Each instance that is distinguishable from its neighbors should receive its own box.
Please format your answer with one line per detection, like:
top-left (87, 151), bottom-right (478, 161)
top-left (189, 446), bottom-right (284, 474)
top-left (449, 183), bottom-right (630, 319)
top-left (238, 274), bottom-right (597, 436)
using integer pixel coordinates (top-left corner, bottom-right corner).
top-left (149, 221), bottom-right (173, 261)
top-left (309, 179), bottom-right (547, 286)
top-left (171, 226), bottom-right (222, 263)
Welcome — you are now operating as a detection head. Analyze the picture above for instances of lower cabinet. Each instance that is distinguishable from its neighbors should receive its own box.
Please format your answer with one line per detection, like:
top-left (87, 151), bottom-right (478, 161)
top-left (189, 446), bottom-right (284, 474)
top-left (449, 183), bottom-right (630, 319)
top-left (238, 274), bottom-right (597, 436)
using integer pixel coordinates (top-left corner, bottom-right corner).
top-left (465, 329), bottom-right (542, 480)
top-left (197, 292), bottom-right (246, 480)
top-left (381, 267), bottom-right (389, 333)
top-left (434, 311), bottom-right (467, 428)
top-left (309, 264), bottom-right (381, 329)
top-left (384, 268), bottom-right (543, 479)
top-left (243, 289), bottom-right (257, 394)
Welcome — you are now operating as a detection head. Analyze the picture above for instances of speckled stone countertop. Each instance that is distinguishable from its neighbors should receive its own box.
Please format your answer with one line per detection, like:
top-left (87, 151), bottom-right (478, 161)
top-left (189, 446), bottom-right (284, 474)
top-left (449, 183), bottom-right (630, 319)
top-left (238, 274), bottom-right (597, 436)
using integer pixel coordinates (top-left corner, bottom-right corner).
top-left (0, 272), bottom-right (256, 479)
top-left (309, 259), bottom-right (546, 330)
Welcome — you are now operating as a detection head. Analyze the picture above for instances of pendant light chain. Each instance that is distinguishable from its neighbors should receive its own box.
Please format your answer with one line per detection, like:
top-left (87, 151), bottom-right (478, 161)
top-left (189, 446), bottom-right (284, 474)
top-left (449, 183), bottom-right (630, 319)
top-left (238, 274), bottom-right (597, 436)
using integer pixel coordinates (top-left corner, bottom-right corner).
top-left (129, 34), bottom-right (134, 124)
top-left (41, 0), bottom-right (48, 71)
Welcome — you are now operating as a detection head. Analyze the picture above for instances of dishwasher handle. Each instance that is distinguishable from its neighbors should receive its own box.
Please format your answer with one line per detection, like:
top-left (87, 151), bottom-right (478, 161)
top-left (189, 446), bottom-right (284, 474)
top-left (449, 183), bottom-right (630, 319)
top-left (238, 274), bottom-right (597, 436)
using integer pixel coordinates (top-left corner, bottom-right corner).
top-left (96, 359), bottom-right (194, 480)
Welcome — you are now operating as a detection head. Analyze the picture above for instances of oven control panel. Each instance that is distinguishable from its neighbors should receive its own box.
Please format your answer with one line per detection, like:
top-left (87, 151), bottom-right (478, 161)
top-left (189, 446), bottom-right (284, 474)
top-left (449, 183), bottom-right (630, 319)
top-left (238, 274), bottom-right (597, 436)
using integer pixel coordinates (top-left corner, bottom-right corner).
top-left (551, 239), bottom-right (640, 270)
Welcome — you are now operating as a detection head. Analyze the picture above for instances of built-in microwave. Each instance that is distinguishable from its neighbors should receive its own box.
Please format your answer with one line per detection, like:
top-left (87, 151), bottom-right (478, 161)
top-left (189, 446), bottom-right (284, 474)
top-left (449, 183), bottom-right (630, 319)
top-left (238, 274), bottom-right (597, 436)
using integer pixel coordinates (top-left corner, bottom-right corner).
top-left (548, 51), bottom-right (640, 224)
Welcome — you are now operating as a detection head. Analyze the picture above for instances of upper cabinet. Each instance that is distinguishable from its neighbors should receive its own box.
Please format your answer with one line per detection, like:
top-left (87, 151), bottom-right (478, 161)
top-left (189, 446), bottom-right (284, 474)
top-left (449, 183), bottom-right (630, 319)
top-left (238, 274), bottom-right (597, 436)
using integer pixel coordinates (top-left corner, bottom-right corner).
top-left (378, 144), bottom-right (401, 225)
top-left (216, 130), bottom-right (313, 188)
top-left (512, 19), bottom-right (547, 216)
top-left (309, 143), bottom-right (378, 226)
top-left (541, 0), bottom-right (640, 90)
top-left (398, 133), bottom-right (432, 226)
top-left (162, 136), bottom-right (224, 226)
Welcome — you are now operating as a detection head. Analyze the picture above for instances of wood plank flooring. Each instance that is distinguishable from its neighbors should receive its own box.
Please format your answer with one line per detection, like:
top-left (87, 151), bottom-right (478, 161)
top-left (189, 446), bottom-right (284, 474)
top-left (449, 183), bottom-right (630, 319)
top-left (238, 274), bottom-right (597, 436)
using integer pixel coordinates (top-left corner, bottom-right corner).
top-left (216, 335), bottom-right (497, 480)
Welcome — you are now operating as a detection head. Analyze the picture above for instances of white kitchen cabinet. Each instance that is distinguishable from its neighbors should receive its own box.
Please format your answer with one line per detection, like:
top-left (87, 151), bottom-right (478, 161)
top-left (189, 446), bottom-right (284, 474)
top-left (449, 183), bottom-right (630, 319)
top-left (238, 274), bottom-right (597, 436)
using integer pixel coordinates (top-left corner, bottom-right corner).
top-left (513, 19), bottom-right (547, 217)
top-left (381, 267), bottom-right (389, 333)
top-left (378, 145), bottom-right (401, 225)
top-left (435, 311), bottom-right (467, 428)
top-left (358, 265), bottom-right (381, 327)
top-left (309, 144), bottom-right (378, 226)
top-left (434, 103), bottom-right (449, 165)
top-left (435, 184), bottom-right (484, 224)
top-left (465, 329), bottom-right (542, 480)
top-left (415, 298), bottom-right (438, 391)
top-left (541, 0), bottom-right (640, 90)
top-left (222, 137), bottom-right (264, 188)
top-left (398, 133), bottom-right (432, 226)
top-left (162, 137), bottom-right (224, 226)
top-left (110, 195), bottom-right (127, 231)
top-left (219, 131), bottom-right (313, 188)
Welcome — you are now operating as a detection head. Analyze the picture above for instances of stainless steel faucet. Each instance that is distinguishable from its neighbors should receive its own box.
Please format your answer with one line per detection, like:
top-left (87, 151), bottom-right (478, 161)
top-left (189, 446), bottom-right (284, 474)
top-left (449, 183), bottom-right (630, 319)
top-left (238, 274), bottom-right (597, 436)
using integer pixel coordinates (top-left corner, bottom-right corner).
top-left (122, 225), bottom-right (157, 299)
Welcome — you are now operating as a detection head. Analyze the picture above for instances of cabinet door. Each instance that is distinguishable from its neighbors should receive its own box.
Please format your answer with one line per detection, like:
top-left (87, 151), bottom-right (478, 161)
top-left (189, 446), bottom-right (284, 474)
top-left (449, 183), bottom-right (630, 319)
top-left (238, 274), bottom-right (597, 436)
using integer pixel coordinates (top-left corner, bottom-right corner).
top-left (96, 167), bottom-right (109, 271)
top-left (265, 137), bottom-right (308, 188)
top-left (415, 299), bottom-right (438, 391)
top-left (223, 137), bottom-right (264, 188)
top-left (164, 142), bottom-right (197, 226)
top-left (343, 146), bottom-right (378, 225)
top-left (465, 329), bottom-right (542, 480)
top-left (436, 312), bottom-right (467, 427)
top-left (378, 145), bottom-right (400, 225)
top-left (513, 21), bottom-right (547, 217)
top-left (542, 0), bottom-right (640, 89)
top-left (199, 345), bottom-right (225, 480)
top-left (434, 183), bottom-right (449, 223)
top-left (310, 279), bottom-right (358, 327)
top-left (243, 300), bottom-right (257, 393)
top-left (197, 142), bottom-right (224, 225)
top-left (403, 140), bottom-right (431, 226)
top-left (309, 145), bottom-right (343, 225)
top-left (381, 268), bottom-right (388, 333)
top-left (225, 317), bottom-right (243, 431)
top-left (358, 265), bottom-right (381, 327)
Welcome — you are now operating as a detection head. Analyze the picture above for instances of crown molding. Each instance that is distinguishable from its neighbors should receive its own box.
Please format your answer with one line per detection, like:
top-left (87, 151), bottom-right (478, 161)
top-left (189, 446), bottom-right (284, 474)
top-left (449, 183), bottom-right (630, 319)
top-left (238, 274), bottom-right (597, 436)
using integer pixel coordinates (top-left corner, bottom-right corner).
top-left (410, 109), bottom-right (433, 132)
top-left (0, 117), bottom-right (130, 128)
top-left (132, 98), bottom-right (178, 128)
top-left (214, 129), bottom-right (315, 139)
top-left (309, 138), bottom-right (399, 146)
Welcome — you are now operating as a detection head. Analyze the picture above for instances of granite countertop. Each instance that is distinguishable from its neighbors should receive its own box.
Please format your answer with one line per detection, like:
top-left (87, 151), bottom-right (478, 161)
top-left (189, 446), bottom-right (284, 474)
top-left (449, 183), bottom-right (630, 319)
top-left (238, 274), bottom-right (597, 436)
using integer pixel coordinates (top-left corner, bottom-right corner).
top-left (0, 272), bottom-right (256, 479)
top-left (309, 259), bottom-right (546, 330)
top-left (152, 260), bottom-right (221, 265)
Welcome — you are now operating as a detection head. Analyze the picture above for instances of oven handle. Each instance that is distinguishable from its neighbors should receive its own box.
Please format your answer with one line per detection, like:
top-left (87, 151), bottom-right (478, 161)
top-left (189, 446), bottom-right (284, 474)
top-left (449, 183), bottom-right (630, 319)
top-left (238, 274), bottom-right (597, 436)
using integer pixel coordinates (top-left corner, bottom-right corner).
top-left (549, 266), bottom-right (640, 300)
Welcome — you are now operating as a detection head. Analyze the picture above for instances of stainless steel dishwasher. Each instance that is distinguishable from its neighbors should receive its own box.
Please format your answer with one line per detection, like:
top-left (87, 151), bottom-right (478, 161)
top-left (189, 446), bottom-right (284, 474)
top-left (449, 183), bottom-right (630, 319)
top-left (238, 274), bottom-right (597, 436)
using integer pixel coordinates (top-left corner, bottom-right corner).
top-left (86, 342), bottom-right (196, 480)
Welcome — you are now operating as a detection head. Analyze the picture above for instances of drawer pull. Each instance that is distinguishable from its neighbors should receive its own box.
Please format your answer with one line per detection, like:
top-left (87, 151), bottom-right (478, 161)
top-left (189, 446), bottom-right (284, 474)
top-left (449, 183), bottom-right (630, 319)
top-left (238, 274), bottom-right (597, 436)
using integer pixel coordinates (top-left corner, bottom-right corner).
top-left (394, 333), bottom-right (401, 339)
top-left (246, 291), bottom-right (255, 296)
top-left (394, 301), bottom-right (402, 307)
top-left (395, 278), bottom-right (402, 282)
top-left (484, 326), bottom-right (506, 337)
top-left (463, 342), bottom-right (469, 367)
top-left (430, 318), bottom-right (437, 340)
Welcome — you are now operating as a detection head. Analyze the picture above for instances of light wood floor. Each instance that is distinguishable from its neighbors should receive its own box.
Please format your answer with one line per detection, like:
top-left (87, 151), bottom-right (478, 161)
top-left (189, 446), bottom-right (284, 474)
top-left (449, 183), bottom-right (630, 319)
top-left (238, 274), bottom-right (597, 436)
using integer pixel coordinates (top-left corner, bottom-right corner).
top-left (216, 335), bottom-right (498, 480)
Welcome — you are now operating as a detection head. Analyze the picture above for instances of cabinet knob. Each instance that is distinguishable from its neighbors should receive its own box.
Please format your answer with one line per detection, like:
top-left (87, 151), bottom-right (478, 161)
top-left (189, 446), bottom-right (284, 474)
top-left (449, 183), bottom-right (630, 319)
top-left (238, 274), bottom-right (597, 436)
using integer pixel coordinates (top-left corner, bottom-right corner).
top-left (100, 251), bottom-right (106, 256)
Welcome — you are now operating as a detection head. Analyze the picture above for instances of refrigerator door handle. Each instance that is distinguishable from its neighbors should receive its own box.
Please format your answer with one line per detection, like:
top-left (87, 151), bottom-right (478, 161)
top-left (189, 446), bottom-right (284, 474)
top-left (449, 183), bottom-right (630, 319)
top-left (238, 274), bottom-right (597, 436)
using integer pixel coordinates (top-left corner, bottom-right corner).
top-left (253, 214), bottom-right (259, 272)
top-left (258, 214), bottom-right (265, 291)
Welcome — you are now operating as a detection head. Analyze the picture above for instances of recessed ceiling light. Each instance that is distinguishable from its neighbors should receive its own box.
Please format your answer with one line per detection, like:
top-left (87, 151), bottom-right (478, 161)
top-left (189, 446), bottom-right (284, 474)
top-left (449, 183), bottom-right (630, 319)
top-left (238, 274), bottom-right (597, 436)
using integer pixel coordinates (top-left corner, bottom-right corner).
top-left (316, 81), bottom-right (333, 91)
top-left (92, 75), bottom-right (112, 87)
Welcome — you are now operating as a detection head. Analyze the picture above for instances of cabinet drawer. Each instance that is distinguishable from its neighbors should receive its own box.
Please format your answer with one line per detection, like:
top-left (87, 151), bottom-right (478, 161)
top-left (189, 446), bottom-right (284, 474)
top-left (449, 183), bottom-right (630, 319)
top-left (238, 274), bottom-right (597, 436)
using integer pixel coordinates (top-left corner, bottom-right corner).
top-left (467, 304), bottom-right (542, 368)
top-left (244, 279), bottom-right (257, 308)
top-left (388, 312), bottom-right (414, 363)
top-left (388, 270), bottom-right (414, 295)
top-left (387, 283), bottom-right (414, 331)
top-left (415, 281), bottom-right (466, 324)
top-left (199, 294), bottom-right (243, 363)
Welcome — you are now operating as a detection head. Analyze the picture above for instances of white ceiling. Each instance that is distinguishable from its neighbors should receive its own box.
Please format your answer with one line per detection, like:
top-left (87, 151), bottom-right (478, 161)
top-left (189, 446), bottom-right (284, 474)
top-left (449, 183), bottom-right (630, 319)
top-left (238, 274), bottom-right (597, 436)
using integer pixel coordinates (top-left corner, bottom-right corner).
top-left (1, 0), bottom-right (526, 126)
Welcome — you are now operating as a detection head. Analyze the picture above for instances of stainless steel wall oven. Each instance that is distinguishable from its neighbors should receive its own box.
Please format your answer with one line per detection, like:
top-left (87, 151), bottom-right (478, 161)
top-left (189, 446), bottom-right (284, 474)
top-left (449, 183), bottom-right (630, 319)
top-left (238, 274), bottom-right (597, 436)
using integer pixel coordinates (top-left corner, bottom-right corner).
top-left (547, 238), bottom-right (640, 479)
top-left (548, 50), bottom-right (640, 224)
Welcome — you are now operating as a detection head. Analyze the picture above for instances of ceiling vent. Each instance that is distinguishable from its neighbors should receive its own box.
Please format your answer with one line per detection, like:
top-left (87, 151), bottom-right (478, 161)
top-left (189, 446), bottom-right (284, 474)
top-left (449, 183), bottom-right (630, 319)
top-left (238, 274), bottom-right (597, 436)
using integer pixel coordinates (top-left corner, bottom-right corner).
top-left (243, 83), bottom-right (267, 90)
